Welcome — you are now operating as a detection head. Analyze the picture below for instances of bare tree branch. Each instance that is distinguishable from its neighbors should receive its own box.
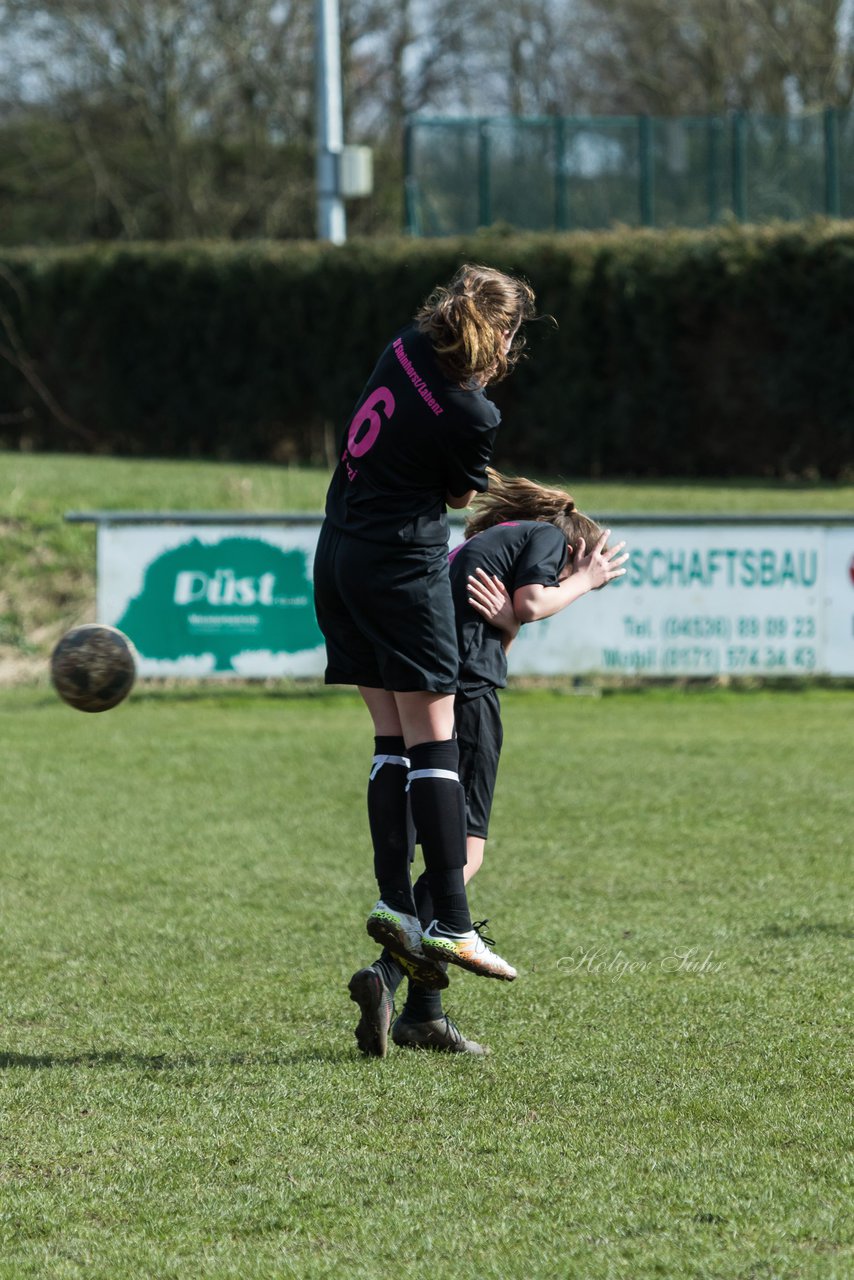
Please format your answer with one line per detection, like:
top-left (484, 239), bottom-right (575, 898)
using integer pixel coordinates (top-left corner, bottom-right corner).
top-left (0, 265), bottom-right (96, 444)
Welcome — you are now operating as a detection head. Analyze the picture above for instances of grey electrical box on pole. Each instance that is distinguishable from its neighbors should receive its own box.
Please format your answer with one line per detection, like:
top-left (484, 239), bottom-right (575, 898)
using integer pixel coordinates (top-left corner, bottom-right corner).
top-left (339, 146), bottom-right (373, 198)
top-left (315, 0), bottom-right (346, 244)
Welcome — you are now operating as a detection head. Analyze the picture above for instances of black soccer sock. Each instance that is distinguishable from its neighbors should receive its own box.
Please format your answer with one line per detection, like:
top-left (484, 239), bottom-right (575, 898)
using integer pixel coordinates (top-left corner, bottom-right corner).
top-left (368, 735), bottom-right (416, 913)
top-left (374, 949), bottom-right (405, 997)
top-left (412, 871), bottom-right (434, 929)
top-left (406, 740), bottom-right (472, 934)
top-left (402, 981), bottom-right (444, 1023)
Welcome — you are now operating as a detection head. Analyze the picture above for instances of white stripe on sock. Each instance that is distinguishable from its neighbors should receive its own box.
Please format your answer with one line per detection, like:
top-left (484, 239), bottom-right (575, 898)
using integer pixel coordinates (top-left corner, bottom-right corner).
top-left (406, 768), bottom-right (459, 787)
top-left (369, 753), bottom-right (410, 780)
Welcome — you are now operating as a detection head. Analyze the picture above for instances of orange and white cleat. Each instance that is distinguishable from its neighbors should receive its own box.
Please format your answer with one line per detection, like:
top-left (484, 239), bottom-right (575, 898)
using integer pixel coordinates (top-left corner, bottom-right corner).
top-left (421, 919), bottom-right (517, 981)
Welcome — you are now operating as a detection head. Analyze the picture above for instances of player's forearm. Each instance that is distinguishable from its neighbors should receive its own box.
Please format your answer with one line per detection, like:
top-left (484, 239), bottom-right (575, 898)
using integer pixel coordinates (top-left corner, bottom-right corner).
top-left (514, 574), bottom-right (591, 623)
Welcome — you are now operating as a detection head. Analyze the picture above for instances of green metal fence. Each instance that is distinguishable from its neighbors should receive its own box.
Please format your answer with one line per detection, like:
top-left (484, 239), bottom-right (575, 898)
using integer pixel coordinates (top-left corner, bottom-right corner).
top-left (403, 110), bottom-right (852, 235)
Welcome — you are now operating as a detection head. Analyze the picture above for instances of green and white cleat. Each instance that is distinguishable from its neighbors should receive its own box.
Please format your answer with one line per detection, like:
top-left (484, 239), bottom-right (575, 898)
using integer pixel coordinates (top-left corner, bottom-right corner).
top-left (421, 919), bottom-right (517, 981)
top-left (365, 901), bottom-right (448, 989)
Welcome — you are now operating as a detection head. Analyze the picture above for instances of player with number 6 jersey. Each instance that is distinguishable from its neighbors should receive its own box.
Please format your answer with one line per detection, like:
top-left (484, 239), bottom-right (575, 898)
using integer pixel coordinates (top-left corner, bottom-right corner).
top-left (313, 264), bottom-right (537, 1052)
top-left (322, 325), bottom-right (500, 551)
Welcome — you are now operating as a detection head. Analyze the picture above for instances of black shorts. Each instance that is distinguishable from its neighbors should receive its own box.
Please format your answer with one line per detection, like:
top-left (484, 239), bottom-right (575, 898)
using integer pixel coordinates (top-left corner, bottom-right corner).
top-left (455, 688), bottom-right (503, 839)
top-left (313, 522), bottom-right (459, 693)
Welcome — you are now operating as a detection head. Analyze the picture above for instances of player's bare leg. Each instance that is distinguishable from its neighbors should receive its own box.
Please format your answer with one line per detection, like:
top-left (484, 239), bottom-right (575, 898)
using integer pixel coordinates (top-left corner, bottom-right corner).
top-left (464, 836), bottom-right (485, 882)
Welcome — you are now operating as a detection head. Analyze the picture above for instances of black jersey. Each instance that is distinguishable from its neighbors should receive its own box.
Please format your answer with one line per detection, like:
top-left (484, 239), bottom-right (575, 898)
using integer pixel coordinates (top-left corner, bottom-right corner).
top-left (449, 521), bottom-right (569, 695)
top-left (323, 324), bottom-right (501, 548)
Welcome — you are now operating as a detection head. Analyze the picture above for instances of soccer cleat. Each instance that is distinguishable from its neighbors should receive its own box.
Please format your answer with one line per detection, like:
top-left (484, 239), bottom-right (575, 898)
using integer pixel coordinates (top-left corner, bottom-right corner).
top-left (421, 919), bottom-right (517, 981)
top-left (365, 901), bottom-right (448, 989)
top-left (394, 948), bottom-right (450, 991)
top-left (348, 965), bottom-right (394, 1058)
top-left (391, 1012), bottom-right (489, 1055)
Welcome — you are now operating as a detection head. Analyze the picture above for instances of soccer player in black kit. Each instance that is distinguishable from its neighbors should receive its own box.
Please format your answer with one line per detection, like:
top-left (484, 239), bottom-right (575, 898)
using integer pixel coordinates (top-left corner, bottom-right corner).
top-left (347, 471), bottom-right (627, 1055)
top-left (312, 266), bottom-right (538, 1038)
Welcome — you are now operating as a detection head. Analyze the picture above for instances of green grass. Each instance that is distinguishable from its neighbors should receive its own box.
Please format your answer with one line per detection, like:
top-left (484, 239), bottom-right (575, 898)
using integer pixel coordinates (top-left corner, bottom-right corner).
top-left (2, 451), bottom-right (853, 675)
top-left (0, 683), bottom-right (851, 1278)
top-left (5, 451), bottom-right (854, 517)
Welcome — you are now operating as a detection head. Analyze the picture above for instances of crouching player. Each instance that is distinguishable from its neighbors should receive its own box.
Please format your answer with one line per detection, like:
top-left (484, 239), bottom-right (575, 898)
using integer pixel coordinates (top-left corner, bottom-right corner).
top-left (348, 471), bottom-right (628, 1056)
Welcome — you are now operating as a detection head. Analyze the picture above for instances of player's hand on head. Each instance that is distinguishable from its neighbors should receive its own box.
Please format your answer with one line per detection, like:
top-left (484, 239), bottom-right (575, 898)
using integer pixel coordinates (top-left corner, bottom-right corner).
top-left (575, 530), bottom-right (629, 591)
top-left (467, 567), bottom-right (519, 635)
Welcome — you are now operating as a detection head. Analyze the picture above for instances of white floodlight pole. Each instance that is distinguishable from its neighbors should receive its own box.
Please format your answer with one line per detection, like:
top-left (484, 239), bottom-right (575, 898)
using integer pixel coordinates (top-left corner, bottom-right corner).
top-left (315, 0), bottom-right (346, 243)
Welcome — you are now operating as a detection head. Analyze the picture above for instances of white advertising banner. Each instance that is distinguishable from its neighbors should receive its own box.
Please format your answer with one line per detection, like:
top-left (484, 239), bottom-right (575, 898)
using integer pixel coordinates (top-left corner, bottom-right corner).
top-left (823, 527), bottom-right (854, 676)
top-left (95, 518), bottom-right (854, 679)
top-left (98, 524), bottom-right (326, 677)
top-left (510, 522), bottom-right (852, 678)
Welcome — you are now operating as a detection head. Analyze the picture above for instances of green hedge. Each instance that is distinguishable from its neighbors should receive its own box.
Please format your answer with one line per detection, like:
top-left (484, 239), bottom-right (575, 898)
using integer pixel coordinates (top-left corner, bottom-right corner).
top-left (1, 225), bottom-right (852, 478)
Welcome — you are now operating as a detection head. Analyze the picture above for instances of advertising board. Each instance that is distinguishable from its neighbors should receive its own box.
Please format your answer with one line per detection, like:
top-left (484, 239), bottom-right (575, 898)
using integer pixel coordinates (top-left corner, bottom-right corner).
top-left (79, 515), bottom-right (853, 678)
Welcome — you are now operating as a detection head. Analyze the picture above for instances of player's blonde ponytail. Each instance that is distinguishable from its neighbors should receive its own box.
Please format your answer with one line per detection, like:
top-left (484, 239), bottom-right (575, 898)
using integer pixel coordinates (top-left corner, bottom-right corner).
top-left (465, 469), bottom-right (605, 561)
top-left (416, 264), bottom-right (536, 386)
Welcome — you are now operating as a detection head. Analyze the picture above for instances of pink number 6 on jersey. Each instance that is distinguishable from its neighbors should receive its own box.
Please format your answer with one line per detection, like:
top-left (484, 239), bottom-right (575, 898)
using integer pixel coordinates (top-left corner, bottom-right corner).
top-left (347, 386), bottom-right (396, 457)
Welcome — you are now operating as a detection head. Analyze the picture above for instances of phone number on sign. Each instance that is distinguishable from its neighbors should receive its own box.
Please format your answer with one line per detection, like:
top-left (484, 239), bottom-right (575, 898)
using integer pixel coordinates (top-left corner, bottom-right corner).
top-left (659, 615), bottom-right (817, 641)
top-left (602, 644), bottom-right (818, 673)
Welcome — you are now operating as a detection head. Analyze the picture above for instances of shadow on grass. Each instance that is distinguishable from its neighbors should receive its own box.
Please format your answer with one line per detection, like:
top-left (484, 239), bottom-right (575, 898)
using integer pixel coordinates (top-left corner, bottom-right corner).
top-left (17, 682), bottom-right (355, 710)
top-left (20, 678), bottom-right (854, 712)
top-left (759, 921), bottom-right (854, 940)
top-left (0, 1047), bottom-right (352, 1070)
top-left (130, 679), bottom-right (339, 702)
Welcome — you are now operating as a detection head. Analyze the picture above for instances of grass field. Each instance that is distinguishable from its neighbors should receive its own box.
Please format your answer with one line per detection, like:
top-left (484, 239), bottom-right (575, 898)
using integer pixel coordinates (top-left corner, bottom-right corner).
top-left (2, 452), bottom-right (852, 1274)
top-left (2, 451), bottom-right (854, 677)
top-left (1, 682), bottom-right (851, 1279)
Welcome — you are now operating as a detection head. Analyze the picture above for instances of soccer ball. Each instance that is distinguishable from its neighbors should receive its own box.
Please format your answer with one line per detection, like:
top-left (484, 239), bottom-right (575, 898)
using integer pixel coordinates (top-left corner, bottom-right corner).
top-left (50, 624), bottom-right (137, 713)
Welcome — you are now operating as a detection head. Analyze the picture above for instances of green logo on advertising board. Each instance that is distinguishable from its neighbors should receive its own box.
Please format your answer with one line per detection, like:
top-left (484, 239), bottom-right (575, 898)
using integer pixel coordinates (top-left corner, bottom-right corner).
top-left (116, 537), bottom-right (322, 671)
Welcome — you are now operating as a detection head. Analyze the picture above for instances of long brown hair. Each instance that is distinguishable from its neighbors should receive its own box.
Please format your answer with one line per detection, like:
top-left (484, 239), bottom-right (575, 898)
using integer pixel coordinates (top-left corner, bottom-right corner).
top-left (416, 263), bottom-right (536, 386)
top-left (465, 469), bottom-right (604, 562)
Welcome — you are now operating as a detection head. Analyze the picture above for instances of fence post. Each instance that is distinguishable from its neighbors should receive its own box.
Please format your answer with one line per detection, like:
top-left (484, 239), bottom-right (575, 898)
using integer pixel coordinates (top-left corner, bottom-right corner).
top-left (639, 115), bottom-right (655, 226)
top-left (706, 116), bottom-right (722, 224)
top-left (731, 111), bottom-right (747, 221)
top-left (554, 115), bottom-right (568, 230)
top-left (478, 119), bottom-right (492, 228)
top-left (824, 107), bottom-right (841, 217)
top-left (402, 119), bottom-right (420, 235)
